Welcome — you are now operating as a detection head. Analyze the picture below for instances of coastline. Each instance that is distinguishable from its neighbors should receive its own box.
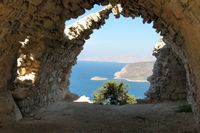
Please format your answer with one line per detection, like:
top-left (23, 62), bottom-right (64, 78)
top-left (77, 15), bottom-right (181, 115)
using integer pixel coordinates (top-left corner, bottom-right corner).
top-left (114, 77), bottom-right (148, 83)
top-left (114, 62), bottom-right (154, 83)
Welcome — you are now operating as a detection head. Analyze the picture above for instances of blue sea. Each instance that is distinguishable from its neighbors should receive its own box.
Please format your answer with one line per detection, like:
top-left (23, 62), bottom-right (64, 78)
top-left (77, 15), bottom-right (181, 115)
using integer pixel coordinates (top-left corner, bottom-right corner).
top-left (70, 61), bottom-right (149, 100)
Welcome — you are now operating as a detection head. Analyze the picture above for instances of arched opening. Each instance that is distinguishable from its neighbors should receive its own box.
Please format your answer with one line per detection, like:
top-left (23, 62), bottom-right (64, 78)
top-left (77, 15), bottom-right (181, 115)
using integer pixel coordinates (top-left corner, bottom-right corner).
top-left (0, 1), bottom-right (200, 132)
top-left (66, 5), bottom-right (159, 102)
top-left (64, 5), bottom-right (188, 104)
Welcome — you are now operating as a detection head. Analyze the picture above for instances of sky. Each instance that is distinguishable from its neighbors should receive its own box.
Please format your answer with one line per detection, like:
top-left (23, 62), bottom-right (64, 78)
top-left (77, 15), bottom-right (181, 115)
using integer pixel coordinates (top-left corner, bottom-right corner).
top-left (65, 5), bottom-right (160, 63)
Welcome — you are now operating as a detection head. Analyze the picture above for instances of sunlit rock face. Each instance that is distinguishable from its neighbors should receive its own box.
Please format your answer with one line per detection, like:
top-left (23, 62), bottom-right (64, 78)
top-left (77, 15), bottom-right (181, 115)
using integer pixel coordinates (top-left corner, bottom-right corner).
top-left (64, 5), bottom-right (113, 40)
top-left (145, 38), bottom-right (187, 101)
top-left (0, 0), bottom-right (200, 123)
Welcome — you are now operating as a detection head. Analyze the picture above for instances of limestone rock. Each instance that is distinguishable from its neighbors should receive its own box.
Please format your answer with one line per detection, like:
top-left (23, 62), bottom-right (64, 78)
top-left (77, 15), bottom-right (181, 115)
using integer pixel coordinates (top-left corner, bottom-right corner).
top-left (12, 88), bottom-right (31, 100)
top-left (145, 37), bottom-right (187, 101)
top-left (0, 0), bottom-right (199, 123)
top-left (29, 0), bottom-right (43, 6)
top-left (0, 91), bottom-right (22, 122)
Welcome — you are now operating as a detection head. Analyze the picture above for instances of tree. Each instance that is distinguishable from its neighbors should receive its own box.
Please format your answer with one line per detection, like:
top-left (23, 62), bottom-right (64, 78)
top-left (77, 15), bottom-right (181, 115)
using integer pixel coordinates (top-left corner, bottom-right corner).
top-left (93, 80), bottom-right (137, 105)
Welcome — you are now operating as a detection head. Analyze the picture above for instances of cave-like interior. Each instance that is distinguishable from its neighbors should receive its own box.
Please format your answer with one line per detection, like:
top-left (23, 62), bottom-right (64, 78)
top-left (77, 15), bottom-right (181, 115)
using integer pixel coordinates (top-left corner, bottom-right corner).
top-left (0, 0), bottom-right (200, 130)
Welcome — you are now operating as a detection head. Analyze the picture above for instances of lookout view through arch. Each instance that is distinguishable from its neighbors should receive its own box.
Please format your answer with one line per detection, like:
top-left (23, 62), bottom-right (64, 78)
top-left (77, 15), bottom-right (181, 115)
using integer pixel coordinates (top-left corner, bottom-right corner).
top-left (65, 5), bottom-right (187, 104)
top-left (66, 5), bottom-right (159, 103)
top-left (0, 1), bottom-right (200, 132)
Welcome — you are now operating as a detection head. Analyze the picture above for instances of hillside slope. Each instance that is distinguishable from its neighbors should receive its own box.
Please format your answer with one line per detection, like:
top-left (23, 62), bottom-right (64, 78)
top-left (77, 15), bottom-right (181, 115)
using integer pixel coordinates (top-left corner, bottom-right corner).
top-left (114, 62), bottom-right (154, 82)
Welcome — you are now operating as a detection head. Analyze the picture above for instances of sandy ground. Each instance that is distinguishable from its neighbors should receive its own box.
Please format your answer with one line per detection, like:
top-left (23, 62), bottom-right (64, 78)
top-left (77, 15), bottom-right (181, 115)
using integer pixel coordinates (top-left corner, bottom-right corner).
top-left (0, 101), bottom-right (199, 133)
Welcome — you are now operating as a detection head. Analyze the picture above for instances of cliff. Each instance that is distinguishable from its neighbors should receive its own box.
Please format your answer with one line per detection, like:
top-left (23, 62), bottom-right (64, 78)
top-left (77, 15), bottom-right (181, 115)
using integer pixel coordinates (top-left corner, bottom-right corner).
top-left (114, 62), bottom-right (154, 82)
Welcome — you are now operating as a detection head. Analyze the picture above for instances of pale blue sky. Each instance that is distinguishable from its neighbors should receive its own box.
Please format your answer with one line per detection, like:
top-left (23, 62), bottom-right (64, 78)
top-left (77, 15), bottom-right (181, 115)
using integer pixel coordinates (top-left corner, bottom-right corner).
top-left (66, 5), bottom-right (160, 63)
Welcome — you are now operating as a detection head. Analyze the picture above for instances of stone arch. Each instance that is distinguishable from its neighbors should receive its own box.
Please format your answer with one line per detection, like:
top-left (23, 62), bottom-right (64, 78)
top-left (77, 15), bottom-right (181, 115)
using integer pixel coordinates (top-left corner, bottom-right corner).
top-left (64, 5), bottom-right (188, 102)
top-left (0, 0), bottom-right (200, 123)
top-left (62, 0), bottom-right (200, 122)
top-left (63, 0), bottom-right (196, 111)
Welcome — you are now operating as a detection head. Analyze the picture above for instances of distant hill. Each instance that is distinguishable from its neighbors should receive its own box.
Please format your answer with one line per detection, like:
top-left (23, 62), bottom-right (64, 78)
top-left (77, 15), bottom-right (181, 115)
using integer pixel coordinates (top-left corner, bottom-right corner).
top-left (114, 62), bottom-right (154, 82)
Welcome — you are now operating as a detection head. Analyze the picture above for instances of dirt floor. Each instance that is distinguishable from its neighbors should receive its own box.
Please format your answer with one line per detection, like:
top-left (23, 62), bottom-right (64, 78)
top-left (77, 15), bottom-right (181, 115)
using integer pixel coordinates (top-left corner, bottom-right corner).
top-left (0, 101), bottom-right (199, 133)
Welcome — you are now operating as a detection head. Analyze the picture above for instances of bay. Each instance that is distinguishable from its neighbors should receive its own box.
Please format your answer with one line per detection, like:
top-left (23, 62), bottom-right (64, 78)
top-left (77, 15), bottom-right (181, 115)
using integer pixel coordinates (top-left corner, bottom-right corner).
top-left (70, 61), bottom-right (149, 100)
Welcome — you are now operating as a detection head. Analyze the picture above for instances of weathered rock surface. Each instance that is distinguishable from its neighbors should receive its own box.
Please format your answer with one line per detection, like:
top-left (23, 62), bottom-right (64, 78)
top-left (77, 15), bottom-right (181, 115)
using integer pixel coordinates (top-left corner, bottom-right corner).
top-left (145, 38), bottom-right (187, 101)
top-left (0, 91), bottom-right (22, 122)
top-left (0, 0), bottom-right (199, 124)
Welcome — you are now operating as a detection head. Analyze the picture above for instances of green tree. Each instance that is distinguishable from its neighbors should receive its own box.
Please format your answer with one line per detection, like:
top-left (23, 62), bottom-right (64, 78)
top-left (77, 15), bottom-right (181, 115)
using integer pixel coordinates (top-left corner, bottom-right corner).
top-left (93, 80), bottom-right (137, 105)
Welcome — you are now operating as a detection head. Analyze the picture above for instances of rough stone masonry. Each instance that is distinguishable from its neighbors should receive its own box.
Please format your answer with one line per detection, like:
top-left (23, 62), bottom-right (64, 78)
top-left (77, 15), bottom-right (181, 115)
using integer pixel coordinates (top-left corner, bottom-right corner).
top-left (0, 0), bottom-right (200, 124)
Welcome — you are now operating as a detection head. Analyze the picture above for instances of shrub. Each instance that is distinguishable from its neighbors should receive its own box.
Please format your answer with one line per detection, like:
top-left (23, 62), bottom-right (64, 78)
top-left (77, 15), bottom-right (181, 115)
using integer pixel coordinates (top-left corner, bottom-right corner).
top-left (93, 80), bottom-right (137, 105)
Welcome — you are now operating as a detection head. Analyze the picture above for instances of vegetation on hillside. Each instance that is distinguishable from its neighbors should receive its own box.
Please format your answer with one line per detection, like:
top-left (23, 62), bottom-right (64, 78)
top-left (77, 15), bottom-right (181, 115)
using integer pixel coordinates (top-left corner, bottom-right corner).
top-left (115, 61), bottom-right (154, 81)
top-left (93, 80), bottom-right (137, 105)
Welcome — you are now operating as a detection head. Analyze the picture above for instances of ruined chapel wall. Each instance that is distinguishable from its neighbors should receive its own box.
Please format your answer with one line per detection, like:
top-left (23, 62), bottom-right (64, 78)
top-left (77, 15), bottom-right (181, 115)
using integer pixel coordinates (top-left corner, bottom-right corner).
top-left (0, 0), bottom-right (200, 122)
top-left (145, 38), bottom-right (187, 101)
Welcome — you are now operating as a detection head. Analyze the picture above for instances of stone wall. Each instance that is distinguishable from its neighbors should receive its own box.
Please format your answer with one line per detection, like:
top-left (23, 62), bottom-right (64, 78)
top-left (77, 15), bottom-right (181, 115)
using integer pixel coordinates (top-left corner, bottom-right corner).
top-left (0, 0), bottom-right (200, 123)
top-left (145, 38), bottom-right (187, 101)
top-left (12, 5), bottom-right (115, 116)
top-left (112, 0), bottom-right (200, 123)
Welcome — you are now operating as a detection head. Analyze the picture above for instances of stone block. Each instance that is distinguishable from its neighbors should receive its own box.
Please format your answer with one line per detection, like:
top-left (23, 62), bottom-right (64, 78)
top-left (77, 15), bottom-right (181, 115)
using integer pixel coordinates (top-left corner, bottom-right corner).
top-left (29, 0), bottom-right (43, 6)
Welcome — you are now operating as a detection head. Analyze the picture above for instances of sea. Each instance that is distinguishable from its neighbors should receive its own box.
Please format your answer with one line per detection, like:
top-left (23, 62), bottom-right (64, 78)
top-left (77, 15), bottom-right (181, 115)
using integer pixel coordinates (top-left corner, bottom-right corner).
top-left (70, 61), bottom-right (150, 100)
